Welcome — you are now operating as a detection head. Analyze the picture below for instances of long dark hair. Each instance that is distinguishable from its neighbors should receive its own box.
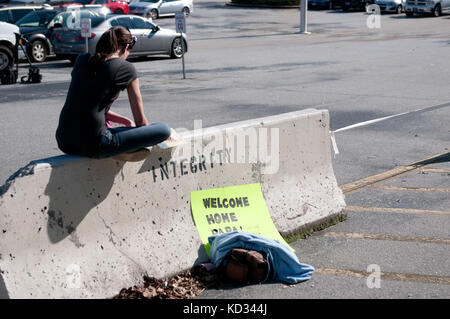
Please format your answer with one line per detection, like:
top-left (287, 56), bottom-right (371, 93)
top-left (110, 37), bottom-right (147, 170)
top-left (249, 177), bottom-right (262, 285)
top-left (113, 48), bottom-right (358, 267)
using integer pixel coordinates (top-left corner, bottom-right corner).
top-left (87, 26), bottom-right (132, 73)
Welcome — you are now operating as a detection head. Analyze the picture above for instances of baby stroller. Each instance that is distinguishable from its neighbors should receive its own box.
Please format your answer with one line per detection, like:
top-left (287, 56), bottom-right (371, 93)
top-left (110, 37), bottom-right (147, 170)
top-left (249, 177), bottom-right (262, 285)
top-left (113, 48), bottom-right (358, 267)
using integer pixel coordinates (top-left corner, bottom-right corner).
top-left (15, 33), bottom-right (42, 84)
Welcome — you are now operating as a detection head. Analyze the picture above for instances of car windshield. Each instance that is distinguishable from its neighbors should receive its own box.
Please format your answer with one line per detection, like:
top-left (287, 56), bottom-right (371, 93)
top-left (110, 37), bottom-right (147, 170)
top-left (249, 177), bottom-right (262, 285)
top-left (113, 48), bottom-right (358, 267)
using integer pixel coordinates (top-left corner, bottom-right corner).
top-left (87, 6), bottom-right (112, 15)
top-left (138, 0), bottom-right (160, 3)
top-left (16, 11), bottom-right (56, 27)
top-left (9, 0), bottom-right (46, 3)
top-left (74, 0), bottom-right (93, 4)
top-left (50, 11), bottom-right (107, 29)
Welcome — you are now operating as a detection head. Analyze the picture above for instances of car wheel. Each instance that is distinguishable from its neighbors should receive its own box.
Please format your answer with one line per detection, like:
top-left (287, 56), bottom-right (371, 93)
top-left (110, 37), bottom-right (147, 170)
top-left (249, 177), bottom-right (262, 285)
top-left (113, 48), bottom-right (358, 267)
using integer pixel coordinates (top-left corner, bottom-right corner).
top-left (432, 4), bottom-right (441, 17)
top-left (30, 40), bottom-right (47, 63)
top-left (170, 37), bottom-right (185, 59)
top-left (150, 9), bottom-right (158, 19)
top-left (182, 7), bottom-right (190, 17)
top-left (0, 45), bottom-right (13, 72)
top-left (114, 9), bottom-right (124, 14)
top-left (396, 5), bottom-right (402, 14)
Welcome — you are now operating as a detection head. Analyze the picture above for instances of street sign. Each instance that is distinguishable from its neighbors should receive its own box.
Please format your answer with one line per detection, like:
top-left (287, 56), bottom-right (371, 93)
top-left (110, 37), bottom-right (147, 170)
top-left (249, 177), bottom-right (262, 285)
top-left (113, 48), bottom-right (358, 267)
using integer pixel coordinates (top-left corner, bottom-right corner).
top-left (175, 13), bottom-right (186, 34)
top-left (81, 18), bottom-right (91, 37)
top-left (81, 18), bottom-right (91, 53)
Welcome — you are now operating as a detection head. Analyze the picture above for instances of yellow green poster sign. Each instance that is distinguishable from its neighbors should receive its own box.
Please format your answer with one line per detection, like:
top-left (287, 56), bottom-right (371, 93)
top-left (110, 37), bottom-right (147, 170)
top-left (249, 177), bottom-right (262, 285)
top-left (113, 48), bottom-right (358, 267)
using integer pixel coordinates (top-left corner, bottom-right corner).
top-left (191, 183), bottom-right (292, 255)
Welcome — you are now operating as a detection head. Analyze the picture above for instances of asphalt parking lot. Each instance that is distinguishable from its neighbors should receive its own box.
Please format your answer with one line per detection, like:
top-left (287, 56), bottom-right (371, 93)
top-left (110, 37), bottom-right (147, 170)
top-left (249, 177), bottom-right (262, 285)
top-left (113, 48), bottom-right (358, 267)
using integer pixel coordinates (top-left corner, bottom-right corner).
top-left (0, 0), bottom-right (449, 299)
top-left (201, 151), bottom-right (450, 299)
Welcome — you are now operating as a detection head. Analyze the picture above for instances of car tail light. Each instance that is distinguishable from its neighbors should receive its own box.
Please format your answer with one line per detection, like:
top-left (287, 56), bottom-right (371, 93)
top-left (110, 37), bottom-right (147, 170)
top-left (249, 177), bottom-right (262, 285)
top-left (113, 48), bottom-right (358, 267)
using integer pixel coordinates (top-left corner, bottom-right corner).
top-left (54, 33), bottom-right (62, 41)
top-left (75, 33), bottom-right (96, 41)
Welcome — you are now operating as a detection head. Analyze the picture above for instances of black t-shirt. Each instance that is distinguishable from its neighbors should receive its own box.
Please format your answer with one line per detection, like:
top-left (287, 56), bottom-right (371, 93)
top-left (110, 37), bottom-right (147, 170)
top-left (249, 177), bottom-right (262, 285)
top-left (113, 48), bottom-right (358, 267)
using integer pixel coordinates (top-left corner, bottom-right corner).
top-left (56, 53), bottom-right (137, 157)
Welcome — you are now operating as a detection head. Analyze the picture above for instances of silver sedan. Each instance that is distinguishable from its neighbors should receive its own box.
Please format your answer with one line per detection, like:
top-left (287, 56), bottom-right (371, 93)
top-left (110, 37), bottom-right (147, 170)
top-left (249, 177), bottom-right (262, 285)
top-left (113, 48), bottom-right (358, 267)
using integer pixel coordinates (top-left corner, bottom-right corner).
top-left (52, 13), bottom-right (187, 63)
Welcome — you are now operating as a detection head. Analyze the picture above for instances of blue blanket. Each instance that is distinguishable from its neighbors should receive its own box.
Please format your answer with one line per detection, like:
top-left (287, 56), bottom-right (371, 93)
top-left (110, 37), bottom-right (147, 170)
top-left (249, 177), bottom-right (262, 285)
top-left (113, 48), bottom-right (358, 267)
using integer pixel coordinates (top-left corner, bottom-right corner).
top-left (208, 231), bottom-right (315, 284)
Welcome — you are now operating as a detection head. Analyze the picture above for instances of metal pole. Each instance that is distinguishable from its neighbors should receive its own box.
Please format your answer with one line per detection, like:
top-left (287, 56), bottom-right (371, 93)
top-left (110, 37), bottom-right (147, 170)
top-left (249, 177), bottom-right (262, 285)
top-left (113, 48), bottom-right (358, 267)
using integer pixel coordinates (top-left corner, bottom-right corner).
top-left (181, 34), bottom-right (185, 79)
top-left (85, 36), bottom-right (88, 53)
top-left (299, 0), bottom-right (310, 34)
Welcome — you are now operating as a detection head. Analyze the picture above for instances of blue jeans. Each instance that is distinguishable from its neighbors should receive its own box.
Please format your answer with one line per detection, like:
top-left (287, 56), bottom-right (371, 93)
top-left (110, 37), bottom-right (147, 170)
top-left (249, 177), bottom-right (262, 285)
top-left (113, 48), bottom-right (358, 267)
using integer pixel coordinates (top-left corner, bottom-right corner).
top-left (94, 122), bottom-right (171, 158)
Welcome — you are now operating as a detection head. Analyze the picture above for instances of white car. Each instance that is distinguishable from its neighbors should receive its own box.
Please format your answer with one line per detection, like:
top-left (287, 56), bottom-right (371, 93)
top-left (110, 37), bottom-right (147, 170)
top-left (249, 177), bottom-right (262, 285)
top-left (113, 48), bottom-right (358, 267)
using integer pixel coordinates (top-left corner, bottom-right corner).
top-left (129, 0), bottom-right (193, 19)
top-left (0, 22), bottom-right (19, 74)
top-left (375, 0), bottom-right (405, 13)
top-left (405, 0), bottom-right (450, 16)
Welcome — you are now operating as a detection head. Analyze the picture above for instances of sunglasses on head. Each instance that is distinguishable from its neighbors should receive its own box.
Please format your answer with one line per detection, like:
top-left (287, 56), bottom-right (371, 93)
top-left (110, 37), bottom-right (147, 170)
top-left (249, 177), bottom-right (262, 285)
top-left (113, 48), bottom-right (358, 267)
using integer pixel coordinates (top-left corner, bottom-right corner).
top-left (123, 27), bottom-right (136, 50)
top-left (128, 35), bottom-right (137, 50)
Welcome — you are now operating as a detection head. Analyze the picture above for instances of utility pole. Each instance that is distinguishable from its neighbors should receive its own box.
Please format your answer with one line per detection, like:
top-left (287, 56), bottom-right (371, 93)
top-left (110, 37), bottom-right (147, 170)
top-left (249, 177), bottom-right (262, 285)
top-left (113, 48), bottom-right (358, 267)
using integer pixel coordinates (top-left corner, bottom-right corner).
top-left (299, 0), bottom-right (311, 34)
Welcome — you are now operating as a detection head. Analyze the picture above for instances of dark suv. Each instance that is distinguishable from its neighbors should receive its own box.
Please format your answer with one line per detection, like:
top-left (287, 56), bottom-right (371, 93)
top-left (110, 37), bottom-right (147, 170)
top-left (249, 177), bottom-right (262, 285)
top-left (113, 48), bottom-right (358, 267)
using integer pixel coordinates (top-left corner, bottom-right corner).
top-left (332, 0), bottom-right (375, 10)
top-left (15, 8), bottom-right (58, 62)
top-left (0, 4), bottom-right (52, 24)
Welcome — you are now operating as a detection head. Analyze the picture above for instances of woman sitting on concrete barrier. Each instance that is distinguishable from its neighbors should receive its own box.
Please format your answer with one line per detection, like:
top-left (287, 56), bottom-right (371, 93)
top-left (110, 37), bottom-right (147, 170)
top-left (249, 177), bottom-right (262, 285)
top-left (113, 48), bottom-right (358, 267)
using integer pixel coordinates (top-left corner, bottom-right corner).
top-left (56, 26), bottom-right (171, 161)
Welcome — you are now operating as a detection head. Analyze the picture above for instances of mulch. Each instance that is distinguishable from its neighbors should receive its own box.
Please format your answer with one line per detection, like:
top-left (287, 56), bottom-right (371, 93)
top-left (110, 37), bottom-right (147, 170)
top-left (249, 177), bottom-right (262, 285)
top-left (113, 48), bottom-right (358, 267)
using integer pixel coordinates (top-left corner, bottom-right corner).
top-left (113, 265), bottom-right (221, 299)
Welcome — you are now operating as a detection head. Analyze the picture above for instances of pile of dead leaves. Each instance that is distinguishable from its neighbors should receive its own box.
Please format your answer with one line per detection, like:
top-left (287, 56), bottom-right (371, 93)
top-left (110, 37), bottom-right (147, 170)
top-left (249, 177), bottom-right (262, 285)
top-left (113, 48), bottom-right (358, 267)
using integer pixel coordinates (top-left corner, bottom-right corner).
top-left (113, 266), bottom-right (220, 299)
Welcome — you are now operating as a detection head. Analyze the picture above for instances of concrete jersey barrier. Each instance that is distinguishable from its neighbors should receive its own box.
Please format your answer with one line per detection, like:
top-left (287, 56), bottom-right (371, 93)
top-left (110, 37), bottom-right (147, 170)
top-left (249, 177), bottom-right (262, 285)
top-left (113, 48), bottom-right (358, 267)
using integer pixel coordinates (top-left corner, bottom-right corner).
top-left (0, 108), bottom-right (346, 299)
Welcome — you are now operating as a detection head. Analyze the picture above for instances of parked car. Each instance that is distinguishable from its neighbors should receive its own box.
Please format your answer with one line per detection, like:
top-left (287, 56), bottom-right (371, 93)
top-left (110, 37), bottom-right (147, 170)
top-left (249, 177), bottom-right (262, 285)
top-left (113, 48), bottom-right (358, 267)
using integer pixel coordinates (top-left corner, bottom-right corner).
top-left (67, 0), bottom-right (129, 14)
top-left (57, 3), bottom-right (112, 15)
top-left (52, 14), bottom-right (187, 62)
top-left (309, 0), bottom-right (331, 9)
top-left (337, 0), bottom-right (374, 10)
top-left (328, 0), bottom-right (343, 8)
top-left (2, 0), bottom-right (75, 7)
top-left (129, 0), bottom-right (193, 20)
top-left (0, 21), bottom-right (19, 83)
top-left (0, 22), bottom-right (18, 71)
top-left (3, 0), bottom-right (47, 4)
top-left (0, 4), bottom-right (53, 24)
top-left (14, 7), bottom-right (110, 62)
top-left (404, 0), bottom-right (450, 16)
top-left (6, 0), bottom-right (48, 4)
top-left (375, 0), bottom-right (405, 13)
top-left (15, 8), bottom-right (59, 62)
top-left (72, 4), bottom-right (112, 14)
